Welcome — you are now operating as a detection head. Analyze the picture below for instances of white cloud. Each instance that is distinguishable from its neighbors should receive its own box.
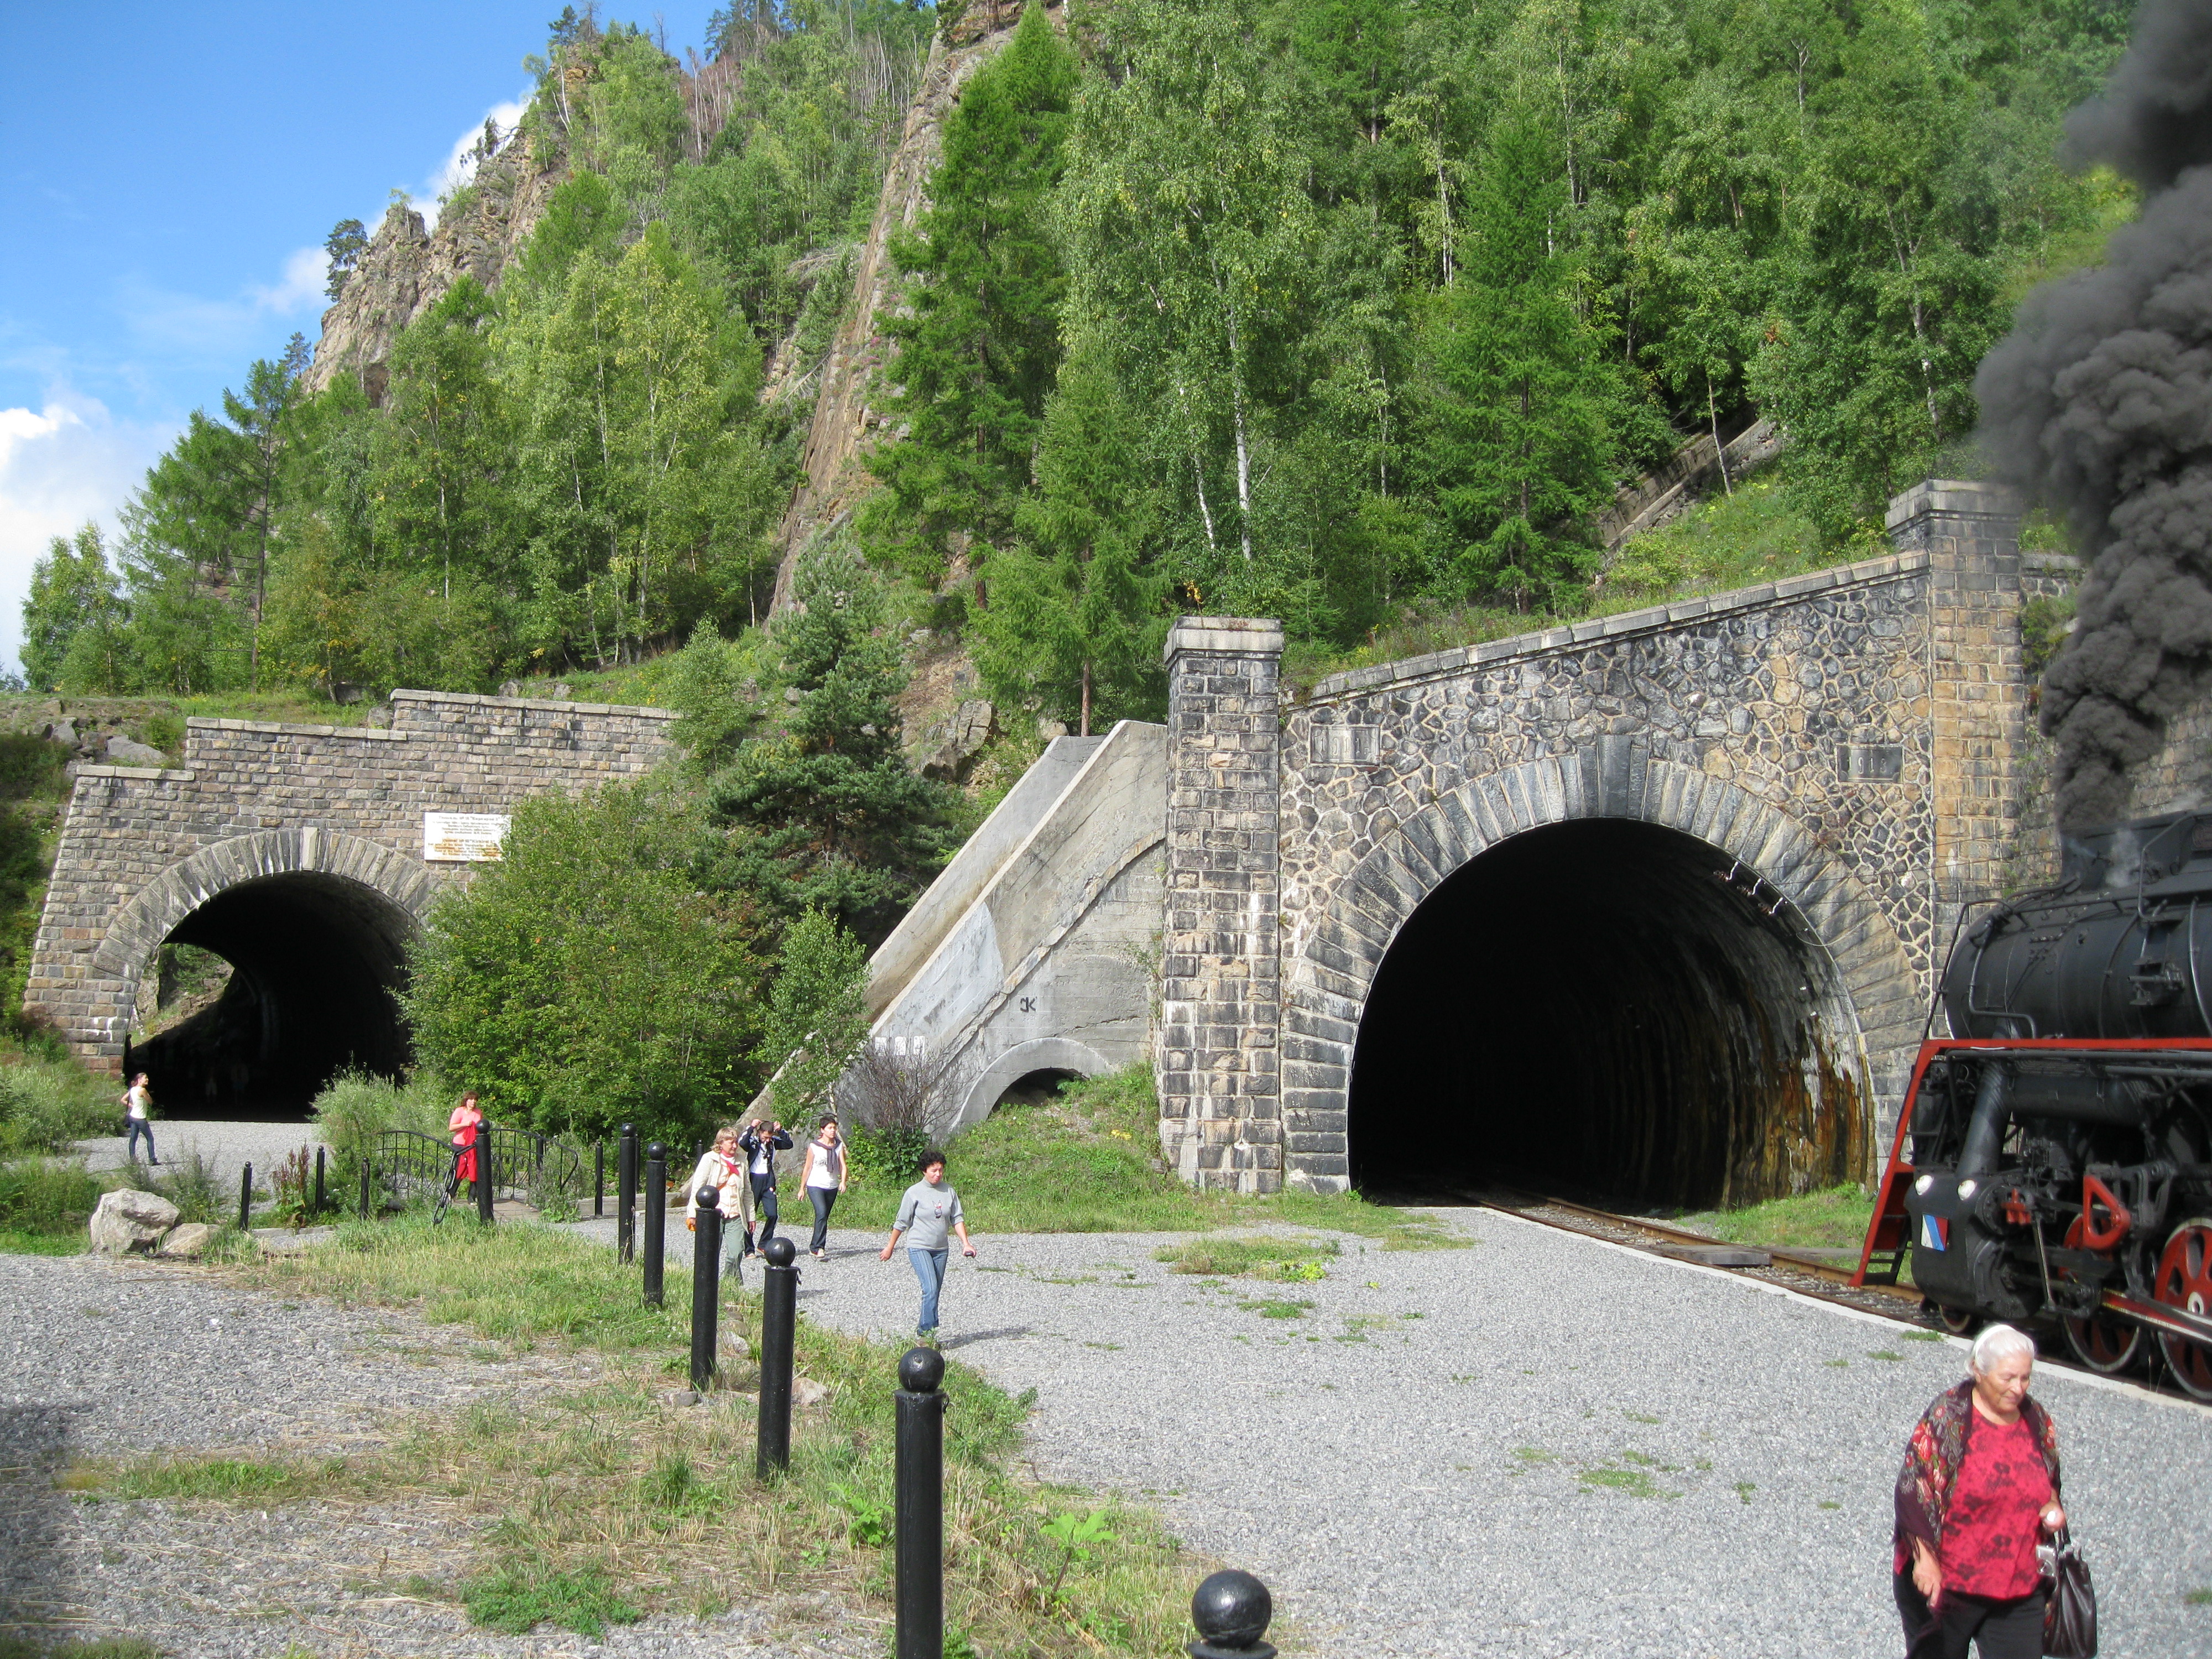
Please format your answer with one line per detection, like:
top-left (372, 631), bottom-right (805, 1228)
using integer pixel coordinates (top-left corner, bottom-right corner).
top-left (121, 242), bottom-right (333, 363)
top-left (417, 95), bottom-right (533, 229)
top-left (0, 392), bottom-right (177, 675)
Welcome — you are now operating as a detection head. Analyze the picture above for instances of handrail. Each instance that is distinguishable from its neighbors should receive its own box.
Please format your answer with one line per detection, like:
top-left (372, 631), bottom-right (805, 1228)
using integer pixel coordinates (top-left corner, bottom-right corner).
top-left (368, 1124), bottom-right (586, 1212)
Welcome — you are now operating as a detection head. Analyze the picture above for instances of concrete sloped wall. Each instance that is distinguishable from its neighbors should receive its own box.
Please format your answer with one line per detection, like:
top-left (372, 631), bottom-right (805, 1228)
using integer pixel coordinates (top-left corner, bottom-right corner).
top-left (859, 721), bottom-right (1167, 1131)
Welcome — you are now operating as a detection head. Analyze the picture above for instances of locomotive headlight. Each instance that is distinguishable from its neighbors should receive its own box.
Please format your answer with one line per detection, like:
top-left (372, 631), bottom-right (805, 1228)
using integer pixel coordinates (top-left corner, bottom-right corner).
top-left (1957, 1179), bottom-right (1979, 1200)
top-left (1914, 1175), bottom-right (1934, 1195)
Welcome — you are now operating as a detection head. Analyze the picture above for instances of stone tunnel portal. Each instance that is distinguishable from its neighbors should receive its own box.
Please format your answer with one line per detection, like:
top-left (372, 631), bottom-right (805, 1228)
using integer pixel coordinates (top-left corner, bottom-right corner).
top-left (1347, 818), bottom-right (1871, 1211)
top-left (128, 871), bottom-right (416, 1121)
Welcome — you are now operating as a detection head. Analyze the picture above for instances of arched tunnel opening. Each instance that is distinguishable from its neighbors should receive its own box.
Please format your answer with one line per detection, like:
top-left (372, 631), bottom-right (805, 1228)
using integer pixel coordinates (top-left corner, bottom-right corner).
top-left (992, 1068), bottom-right (1086, 1112)
top-left (127, 872), bottom-right (415, 1121)
top-left (1348, 819), bottom-right (1870, 1212)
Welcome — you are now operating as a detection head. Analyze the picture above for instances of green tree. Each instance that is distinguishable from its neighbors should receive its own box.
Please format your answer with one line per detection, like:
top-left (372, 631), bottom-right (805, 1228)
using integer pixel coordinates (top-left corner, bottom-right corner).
top-left (973, 348), bottom-right (1167, 733)
top-left (700, 545), bottom-right (956, 945)
top-left (1416, 111), bottom-right (1624, 609)
top-left (401, 778), bottom-right (761, 1142)
top-left (866, 0), bottom-right (1077, 587)
top-left (758, 906), bottom-right (871, 1118)
top-left (21, 525), bottom-right (122, 692)
top-left (324, 219), bottom-right (368, 299)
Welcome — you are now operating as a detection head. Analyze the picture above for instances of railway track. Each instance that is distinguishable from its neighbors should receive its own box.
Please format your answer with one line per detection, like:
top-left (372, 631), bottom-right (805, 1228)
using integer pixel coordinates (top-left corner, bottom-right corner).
top-left (1443, 1183), bottom-right (1949, 1327)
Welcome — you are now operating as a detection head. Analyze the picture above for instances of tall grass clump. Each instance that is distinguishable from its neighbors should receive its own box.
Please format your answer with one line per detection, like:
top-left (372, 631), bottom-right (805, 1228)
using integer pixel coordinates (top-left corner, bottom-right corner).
top-left (311, 1066), bottom-right (456, 1188)
top-left (0, 1058), bottom-right (117, 1155)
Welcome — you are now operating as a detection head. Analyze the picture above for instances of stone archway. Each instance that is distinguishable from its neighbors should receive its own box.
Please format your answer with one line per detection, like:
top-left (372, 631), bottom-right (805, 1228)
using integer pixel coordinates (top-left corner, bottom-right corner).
top-left (954, 1036), bottom-right (1116, 1131)
top-left (80, 830), bottom-right (442, 1107)
top-left (1282, 749), bottom-right (1924, 1195)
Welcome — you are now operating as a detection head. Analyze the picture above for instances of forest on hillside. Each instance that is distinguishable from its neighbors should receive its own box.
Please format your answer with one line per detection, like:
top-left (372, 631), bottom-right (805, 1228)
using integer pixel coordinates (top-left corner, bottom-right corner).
top-left (25, 0), bottom-right (2136, 728)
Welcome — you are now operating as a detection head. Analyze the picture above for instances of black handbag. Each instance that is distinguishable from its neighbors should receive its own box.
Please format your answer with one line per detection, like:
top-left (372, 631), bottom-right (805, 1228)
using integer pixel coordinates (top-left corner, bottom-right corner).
top-left (2044, 1525), bottom-right (2098, 1658)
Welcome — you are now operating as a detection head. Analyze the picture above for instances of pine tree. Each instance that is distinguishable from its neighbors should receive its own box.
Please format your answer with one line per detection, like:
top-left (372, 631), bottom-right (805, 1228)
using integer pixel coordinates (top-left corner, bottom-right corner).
top-left (20, 525), bottom-right (121, 693)
top-left (973, 347), bottom-right (1167, 734)
top-left (1417, 111), bottom-right (1623, 611)
top-left (700, 545), bottom-right (956, 945)
top-left (865, 1), bottom-right (1077, 589)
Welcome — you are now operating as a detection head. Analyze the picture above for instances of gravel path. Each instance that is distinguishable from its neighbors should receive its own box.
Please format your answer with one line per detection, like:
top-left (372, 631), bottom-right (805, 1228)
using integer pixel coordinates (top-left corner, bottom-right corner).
top-left (0, 1252), bottom-right (856, 1658)
top-left (602, 1205), bottom-right (2212, 1659)
top-left (70, 1119), bottom-right (324, 1188)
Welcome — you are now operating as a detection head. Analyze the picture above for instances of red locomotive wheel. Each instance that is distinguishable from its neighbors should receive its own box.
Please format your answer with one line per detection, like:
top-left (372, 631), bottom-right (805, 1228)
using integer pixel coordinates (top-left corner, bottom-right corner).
top-left (2060, 1217), bottom-right (2145, 1375)
top-left (2154, 1218), bottom-right (2212, 1403)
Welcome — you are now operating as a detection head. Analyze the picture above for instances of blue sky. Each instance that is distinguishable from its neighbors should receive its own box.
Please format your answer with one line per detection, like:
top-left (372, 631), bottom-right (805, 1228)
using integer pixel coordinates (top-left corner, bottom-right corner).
top-left (0, 1), bottom-right (717, 675)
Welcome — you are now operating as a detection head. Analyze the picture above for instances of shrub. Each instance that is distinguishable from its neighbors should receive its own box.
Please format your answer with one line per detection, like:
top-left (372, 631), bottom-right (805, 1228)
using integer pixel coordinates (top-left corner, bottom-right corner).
top-left (0, 1156), bottom-right (109, 1237)
top-left (311, 1067), bottom-right (455, 1197)
top-left (0, 1060), bottom-right (117, 1155)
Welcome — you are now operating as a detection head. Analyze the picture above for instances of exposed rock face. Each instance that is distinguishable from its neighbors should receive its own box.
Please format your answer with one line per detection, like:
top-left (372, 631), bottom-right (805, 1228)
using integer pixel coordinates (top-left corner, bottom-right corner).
top-left (770, 2), bottom-right (1061, 610)
top-left (102, 735), bottom-right (166, 768)
top-left (301, 132), bottom-right (568, 405)
top-left (88, 1187), bottom-right (181, 1255)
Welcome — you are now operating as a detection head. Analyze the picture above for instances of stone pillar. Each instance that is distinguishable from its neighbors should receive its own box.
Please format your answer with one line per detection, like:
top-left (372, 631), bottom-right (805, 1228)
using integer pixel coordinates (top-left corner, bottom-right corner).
top-left (1158, 617), bottom-right (1285, 1193)
top-left (1887, 478), bottom-right (2028, 952)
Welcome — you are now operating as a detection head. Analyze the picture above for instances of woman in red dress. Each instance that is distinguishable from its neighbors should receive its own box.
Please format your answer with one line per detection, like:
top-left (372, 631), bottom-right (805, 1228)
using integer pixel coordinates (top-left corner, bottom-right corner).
top-left (1892, 1324), bottom-right (2068, 1658)
top-left (446, 1091), bottom-right (486, 1200)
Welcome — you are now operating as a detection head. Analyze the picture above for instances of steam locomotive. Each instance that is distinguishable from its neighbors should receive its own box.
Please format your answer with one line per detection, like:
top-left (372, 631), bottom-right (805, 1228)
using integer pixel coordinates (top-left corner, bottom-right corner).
top-left (1854, 808), bottom-right (2212, 1399)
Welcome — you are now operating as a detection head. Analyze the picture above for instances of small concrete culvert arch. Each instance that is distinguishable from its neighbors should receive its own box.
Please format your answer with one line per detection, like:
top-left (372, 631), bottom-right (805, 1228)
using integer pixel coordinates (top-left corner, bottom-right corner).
top-left (1348, 817), bottom-right (1872, 1211)
top-left (954, 1037), bottom-right (1114, 1131)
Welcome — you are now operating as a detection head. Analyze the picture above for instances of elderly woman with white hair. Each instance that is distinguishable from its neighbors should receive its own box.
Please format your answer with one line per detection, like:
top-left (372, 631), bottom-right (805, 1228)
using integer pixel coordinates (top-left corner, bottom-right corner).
top-left (1893, 1323), bottom-right (2068, 1658)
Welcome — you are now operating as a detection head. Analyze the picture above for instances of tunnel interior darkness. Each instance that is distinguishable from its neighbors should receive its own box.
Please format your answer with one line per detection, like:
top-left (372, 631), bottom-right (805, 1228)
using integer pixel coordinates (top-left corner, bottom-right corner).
top-left (1348, 818), bottom-right (1870, 1212)
top-left (993, 1068), bottom-right (1087, 1112)
top-left (128, 872), bottom-right (415, 1120)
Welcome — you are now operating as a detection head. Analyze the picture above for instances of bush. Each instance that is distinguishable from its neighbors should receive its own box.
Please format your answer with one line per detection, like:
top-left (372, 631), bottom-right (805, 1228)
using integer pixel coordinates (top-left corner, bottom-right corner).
top-left (0, 1156), bottom-right (109, 1238)
top-left (0, 1060), bottom-right (117, 1155)
top-left (311, 1067), bottom-right (456, 1197)
top-left (844, 1123), bottom-right (936, 1192)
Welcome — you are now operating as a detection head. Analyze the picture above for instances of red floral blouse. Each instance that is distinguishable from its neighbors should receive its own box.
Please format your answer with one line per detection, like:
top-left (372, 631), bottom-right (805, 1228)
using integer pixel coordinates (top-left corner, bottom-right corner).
top-left (1939, 1413), bottom-right (2052, 1599)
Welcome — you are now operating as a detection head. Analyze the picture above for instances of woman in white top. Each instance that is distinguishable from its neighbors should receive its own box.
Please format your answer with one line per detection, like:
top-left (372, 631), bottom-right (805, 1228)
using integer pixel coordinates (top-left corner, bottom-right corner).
top-left (800, 1117), bottom-right (847, 1260)
top-left (681, 1125), bottom-right (750, 1276)
top-left (121, 1072), bottom-right (156, 1166)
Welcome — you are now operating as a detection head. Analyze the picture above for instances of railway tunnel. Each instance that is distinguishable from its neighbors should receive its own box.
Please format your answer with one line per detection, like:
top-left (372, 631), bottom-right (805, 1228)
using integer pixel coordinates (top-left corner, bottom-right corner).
top-left (126, 870), bottom-right (415, 1121)
top-left (1347, 818), bottom-right (1871, 1212)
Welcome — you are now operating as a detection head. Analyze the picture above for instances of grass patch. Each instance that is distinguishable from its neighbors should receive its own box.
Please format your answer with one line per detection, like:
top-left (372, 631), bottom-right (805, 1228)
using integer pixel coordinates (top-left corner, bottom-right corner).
top-left (163, 1217), bottom-right (1199, 1653)
top-left (0, 1640), bottom-right (161, 1659)
top-left (2186, 1587), bottom-right (2212, 1606)
top-left (1238, 1297), bottom-right (1312, 1319)
top-left (1673, 1184), bottom-right (1875, 1252)
top-left (462, 1556), bottom-right (640, 1639)
top-left (1578, 1465), bottom-right (1677, 1499)
top-left (827, 1064), bottom-right (1472, 1250)
top-left (0, 1225), bottom-right (85, 1255)
top-left (1152, 1235), bottom-right (1337, 1280)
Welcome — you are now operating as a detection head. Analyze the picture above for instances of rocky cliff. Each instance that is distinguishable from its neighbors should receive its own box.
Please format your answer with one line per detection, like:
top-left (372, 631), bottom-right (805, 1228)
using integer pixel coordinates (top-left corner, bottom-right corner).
top-left (769, 0), bottom-right (1056, 611)
top-left (300, 131), bottom-right (567, 404)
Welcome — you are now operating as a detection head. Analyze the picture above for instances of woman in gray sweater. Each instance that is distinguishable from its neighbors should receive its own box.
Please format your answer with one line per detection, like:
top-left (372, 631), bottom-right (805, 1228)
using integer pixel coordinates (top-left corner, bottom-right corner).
top-left (878, 1150), bottom-right (976, 1340)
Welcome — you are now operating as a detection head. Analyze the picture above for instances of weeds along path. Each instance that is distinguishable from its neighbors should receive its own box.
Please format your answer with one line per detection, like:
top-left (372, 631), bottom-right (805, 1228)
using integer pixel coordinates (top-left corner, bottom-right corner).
top-left (1, 1220), bottom-right (1198, 1658)
top-left (777, 1212), bottom-right (2212, 1659)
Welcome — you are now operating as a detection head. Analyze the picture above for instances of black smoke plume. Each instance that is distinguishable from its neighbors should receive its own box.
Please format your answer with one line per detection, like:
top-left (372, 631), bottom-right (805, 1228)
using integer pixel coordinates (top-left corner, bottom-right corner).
top-left (1976, 0), bottom-right (2212, 832)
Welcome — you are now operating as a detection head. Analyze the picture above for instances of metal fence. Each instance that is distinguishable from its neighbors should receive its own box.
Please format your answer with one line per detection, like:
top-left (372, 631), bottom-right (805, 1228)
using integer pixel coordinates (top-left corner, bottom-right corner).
top-left (368, 1125), bottom-right (586, 1215)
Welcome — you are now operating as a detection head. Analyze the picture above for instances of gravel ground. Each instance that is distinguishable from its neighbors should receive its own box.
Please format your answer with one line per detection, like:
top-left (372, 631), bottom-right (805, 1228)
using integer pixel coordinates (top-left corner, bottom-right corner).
top-left (581, 1204), bottom-right (2212, 1659)
top-left (0, 1252), bottom-right (859, 1658)
top-left (71, 1119), bottom-right (325, 1188)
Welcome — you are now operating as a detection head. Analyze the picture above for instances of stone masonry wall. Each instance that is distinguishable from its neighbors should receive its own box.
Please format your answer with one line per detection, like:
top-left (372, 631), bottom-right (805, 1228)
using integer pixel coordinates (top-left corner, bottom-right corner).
top-left (1159, 619), bottom-right (1285, 1192)
top-left (1158, 480), bottom-right (2039, 1193)
top-left (25, 690), bottom-right (676, 1071)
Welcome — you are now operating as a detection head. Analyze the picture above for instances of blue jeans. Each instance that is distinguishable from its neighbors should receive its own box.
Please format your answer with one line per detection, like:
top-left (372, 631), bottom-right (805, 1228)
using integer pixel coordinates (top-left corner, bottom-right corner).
top-left (908, 1247), bottom-right (948, 1335)
top-left (126, 1119), bottom-right (155, 1162)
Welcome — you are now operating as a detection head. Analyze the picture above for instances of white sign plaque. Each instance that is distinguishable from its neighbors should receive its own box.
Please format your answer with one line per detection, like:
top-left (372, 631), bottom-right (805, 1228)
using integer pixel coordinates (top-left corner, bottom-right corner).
top-left (423, 812), bottom-right (512, 863)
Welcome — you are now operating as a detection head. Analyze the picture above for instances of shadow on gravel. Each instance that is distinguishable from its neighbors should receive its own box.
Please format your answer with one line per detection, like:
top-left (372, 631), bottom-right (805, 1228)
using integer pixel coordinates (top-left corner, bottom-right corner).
top-left (0, 1404), bottom-right (87, 1634)
top-left (939, 1327), bottom-right (1032, 1352)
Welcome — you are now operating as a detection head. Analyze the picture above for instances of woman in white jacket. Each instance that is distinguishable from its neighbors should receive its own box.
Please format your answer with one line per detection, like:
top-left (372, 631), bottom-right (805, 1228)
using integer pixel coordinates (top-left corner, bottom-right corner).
top-left (681, 1125), bottom-right (750, 1276)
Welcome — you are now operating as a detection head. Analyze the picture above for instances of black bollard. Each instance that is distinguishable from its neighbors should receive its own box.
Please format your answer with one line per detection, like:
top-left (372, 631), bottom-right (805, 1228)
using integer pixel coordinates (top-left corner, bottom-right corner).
top-left (617, 1125), bottom-right (637, 1264)
top-left (238, 1162), bottom-right (253, 1234)
top-left (642, 1143), bottom-right (667, 1307)
top-left (757, 1237), bottom-right (799, 1478)
top-left (894, 1345), bottom-right (945, 1659)
top-left (359, 1154), bottom-right (372, 1220)
top-left (314, 1145), bottom-right (326, 1215)
top-left (1187, 1571), bottom-right (1276, 1659)
top-left (594, 1142), bottom-right (605, 1218)
top-left (690, 1190), bottom-right (721, 1392)
top-left (476, 1124), bottom-right (495, 1225)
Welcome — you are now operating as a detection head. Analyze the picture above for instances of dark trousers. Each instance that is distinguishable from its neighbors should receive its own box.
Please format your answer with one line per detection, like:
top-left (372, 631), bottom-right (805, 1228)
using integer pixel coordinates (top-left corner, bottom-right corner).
top-left (807, 1186), bottom-right (837, 1253)
top-left (125, 1119), bottom-right (155, 1161)
top-left (1897, 1571), bottom-right (2044, 1659)
top-left (751, 1173), bottom-right (779, 1242)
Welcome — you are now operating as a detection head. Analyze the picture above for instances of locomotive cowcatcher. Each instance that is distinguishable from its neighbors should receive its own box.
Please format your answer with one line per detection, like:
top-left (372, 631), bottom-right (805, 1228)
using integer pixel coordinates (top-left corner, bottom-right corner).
top-left (1855, 809), bottom-right (2212, 1398)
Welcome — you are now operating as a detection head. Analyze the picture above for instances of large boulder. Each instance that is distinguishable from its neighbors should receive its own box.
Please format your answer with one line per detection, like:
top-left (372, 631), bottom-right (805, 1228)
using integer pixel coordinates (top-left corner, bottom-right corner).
top-left (88, 1188), bottom-right (180, 1255)
top-left (157, 1222), bottom-right (219, 1259)
top-left (102, 735), bottom-right (166, 767)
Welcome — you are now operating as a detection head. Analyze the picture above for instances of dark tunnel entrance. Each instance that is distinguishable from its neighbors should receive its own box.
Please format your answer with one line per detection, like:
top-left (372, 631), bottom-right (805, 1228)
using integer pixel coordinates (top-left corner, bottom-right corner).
top-left (127, 872), bottom-right (416, 1121)
top-left (1348, 819), bottom-right (1870, 1212)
